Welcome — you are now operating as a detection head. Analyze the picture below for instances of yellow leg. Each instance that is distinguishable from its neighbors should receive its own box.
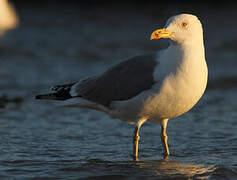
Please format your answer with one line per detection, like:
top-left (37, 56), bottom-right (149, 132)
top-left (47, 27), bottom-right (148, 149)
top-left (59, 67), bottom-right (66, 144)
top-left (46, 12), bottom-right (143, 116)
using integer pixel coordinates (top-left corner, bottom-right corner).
top-left (132, 118), bottom-right (147, 161)
top-left (160, 119), bottom-right (170, 156)
top-left (133, 127), bottom-right (140, 161)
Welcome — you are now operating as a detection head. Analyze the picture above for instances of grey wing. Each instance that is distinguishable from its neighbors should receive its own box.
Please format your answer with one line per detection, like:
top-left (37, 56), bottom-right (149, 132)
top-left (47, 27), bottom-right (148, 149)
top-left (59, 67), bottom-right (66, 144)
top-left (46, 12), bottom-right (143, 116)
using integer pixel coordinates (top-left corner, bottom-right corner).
top-left (72, 53), bottom-right (158, 107)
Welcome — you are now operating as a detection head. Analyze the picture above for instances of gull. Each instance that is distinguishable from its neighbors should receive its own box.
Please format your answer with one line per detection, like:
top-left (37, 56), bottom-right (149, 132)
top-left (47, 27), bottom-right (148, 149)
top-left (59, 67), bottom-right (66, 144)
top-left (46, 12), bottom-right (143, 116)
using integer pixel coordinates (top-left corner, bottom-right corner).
top-left (36, 14), bottom-right (208, 160)
top-left (0, 0), bottom-right (19, 35)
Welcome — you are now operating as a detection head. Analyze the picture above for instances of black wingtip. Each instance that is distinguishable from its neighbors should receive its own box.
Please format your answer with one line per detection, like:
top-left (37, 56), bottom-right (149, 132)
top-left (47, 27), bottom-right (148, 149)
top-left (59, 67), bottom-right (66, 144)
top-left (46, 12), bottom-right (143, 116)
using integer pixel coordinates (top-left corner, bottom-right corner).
top-left (35, 95), bottom-right (42, 99)
top-left (35, 93), bottom-right (57, 100)
top-left (35, 93), bottom-right (71, 101)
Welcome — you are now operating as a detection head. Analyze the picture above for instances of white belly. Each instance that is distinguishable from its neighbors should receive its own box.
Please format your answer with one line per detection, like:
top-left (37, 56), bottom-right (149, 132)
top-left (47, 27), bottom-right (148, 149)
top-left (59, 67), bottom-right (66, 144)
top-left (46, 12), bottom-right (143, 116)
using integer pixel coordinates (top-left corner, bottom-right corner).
top-left (144, 70), bottom-right (207, 123)
top-left (109, 44), bottom-right (208, 124)
top-left (110, 57), bottom-right (208, 124)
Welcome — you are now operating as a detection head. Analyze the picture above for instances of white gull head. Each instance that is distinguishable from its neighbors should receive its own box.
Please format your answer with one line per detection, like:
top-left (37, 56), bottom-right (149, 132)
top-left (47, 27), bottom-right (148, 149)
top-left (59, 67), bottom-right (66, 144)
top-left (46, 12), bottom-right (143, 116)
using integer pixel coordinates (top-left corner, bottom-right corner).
top-left (151, 14), bottom-right (204, 46)
top-left (166, 14), bottom-right (203, 45)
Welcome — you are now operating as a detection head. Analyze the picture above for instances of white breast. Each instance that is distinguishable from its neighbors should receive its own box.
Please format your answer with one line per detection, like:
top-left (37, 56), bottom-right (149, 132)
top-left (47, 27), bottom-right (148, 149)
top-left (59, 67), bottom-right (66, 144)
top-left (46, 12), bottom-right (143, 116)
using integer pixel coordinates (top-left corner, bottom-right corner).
top-left (144, 44), bottom-right (208, 122)
top-left (110, 44), bottom-right (208, 124)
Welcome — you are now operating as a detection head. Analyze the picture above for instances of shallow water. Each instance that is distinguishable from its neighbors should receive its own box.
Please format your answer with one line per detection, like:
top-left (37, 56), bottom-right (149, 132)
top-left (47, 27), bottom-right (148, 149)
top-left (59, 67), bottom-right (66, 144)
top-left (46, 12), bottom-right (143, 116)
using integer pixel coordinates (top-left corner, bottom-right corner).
top-left (0, 2), bottom-right (237, 180)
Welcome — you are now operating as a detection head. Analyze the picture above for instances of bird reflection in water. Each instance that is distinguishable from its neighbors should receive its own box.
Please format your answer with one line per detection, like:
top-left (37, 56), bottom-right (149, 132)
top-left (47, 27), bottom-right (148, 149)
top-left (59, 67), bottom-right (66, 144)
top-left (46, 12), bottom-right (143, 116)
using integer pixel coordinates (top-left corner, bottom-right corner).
top-left (135, 157), bottom-right (216, 179)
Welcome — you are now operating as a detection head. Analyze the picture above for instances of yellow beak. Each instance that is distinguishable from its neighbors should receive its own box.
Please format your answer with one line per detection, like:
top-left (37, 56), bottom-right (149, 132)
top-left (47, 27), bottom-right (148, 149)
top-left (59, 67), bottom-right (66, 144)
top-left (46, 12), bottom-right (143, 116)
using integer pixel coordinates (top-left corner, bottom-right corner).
top-left (150, 28), bottom-right (173, 40)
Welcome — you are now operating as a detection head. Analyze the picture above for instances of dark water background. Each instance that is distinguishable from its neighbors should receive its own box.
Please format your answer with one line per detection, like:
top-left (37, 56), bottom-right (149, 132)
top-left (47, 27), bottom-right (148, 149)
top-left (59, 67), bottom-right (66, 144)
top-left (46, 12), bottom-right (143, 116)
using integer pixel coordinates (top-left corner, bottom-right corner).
top-left (0, 2), bottom-right (237, 179)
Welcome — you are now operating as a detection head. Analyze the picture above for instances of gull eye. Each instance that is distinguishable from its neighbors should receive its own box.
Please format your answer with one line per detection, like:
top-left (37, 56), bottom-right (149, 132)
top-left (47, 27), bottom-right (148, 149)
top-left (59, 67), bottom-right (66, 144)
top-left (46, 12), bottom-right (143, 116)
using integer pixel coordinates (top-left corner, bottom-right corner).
top-left (181, 22), bottom-right (188, 28)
